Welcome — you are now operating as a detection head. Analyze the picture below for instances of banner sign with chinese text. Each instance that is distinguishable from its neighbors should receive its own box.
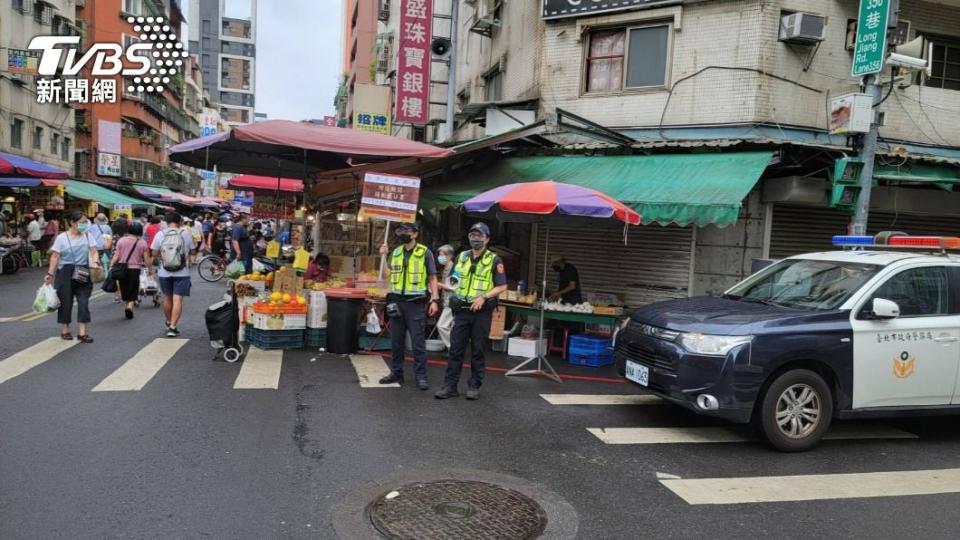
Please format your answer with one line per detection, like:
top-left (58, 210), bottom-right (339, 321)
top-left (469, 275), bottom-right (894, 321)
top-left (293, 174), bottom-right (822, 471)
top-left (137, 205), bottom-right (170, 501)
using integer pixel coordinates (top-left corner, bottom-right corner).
top-left (252, 192), bottom-right (295, 219)
top-left (852, 0), bottom-right (891, 77)
top-left (359, 173), bottom-right (421, 223)
top-left (542, 0), bottom-right (676, 20)
top-left (395, 0), bottom-right (432, 124)
top-left (6, 49), bottom-right (41, 75)
top-left (97, 152), bottom-right (121, 177)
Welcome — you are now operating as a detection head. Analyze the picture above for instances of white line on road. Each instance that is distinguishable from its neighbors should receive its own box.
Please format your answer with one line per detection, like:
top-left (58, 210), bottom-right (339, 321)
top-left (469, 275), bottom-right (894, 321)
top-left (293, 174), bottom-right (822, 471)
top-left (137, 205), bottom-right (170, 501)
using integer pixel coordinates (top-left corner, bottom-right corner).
top-left (0, 337), bottom-right (78, 385)
top-left (587, 424), bottom-right (918, 445)
top-left (350, 354), bottom-right (399, 388)
top-left (661, 468), bottom-right (960, 505)
top-left (541, 394), bottom-right (662, 406)
top-left (92, 338), bottom-right (188, 391)
top-left (233, 346), bottom-right (283, 389)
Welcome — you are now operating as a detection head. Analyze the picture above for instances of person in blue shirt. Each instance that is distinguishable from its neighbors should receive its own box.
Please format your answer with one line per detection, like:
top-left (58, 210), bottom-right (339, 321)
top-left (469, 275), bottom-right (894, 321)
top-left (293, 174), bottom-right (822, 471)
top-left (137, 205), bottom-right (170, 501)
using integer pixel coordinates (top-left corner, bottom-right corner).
top-left (44, 211), bottom-right (100, 343)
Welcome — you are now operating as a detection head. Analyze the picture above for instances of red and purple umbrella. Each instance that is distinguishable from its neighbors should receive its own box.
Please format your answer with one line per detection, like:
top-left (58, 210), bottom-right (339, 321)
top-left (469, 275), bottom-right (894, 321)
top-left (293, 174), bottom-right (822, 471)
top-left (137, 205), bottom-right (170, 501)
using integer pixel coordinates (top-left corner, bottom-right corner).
top-left (463, 180), bottom-right (640, 225)
top-left (0, 152), bottom-right (70, 179)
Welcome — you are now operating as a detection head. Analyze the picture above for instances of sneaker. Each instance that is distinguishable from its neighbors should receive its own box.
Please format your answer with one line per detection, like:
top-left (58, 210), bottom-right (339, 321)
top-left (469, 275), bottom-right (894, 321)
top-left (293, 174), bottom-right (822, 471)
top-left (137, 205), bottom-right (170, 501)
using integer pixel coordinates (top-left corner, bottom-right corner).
top-left (379, 373), bottom-right (404, 385)
top-left (417, 379), bottom-right (430, 391)
top-left (166, 326), bottom-right (180, 338)
top-left (434, 386), bottom-right (460, 399)
top-left (465, 387), bottom-right (481, 400)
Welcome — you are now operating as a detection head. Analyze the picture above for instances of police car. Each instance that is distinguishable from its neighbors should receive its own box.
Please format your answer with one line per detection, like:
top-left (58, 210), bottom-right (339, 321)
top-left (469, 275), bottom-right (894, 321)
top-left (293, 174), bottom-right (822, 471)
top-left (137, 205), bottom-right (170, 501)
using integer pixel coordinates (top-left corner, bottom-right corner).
top-left (614, 233), bottom-right (960, 452)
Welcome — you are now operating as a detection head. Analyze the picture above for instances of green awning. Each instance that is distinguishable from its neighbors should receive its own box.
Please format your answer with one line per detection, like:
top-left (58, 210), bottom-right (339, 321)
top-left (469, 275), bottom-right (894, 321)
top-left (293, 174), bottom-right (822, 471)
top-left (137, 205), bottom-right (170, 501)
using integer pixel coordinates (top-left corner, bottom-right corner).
top-left (874, 162), bottom-right (960, 189)
top-left (421, 152), bottom-right (773, 227)
top-left (62, 180), bottom-right (161, 208)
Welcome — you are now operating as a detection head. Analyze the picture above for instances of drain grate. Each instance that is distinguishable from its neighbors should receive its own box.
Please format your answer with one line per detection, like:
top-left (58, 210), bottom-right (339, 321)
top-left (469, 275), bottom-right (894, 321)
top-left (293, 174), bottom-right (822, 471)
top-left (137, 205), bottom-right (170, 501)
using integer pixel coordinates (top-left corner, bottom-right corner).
top-left (368, 479), bottom-right (547, 540)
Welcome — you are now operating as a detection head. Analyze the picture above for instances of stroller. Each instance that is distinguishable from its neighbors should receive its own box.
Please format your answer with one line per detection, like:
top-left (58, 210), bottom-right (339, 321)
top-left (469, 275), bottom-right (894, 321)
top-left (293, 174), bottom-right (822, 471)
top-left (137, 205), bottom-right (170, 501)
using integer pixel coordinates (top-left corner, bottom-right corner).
top-left (206, 282), bottom-right (245, 362)
top-left (137, 267), bottom-right (161, 307)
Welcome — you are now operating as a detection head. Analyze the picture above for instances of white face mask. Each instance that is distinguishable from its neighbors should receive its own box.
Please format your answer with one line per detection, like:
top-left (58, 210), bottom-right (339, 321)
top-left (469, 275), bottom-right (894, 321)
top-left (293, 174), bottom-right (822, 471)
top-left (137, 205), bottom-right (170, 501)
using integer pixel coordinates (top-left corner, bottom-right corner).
top-left (437, 255), bottom-right (448, 266)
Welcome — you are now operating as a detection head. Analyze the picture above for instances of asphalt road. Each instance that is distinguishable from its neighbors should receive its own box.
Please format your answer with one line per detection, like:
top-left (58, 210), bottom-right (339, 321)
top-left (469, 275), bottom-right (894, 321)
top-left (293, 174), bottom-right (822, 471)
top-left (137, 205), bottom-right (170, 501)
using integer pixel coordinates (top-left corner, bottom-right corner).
top-left (2, 268), bottom-right (960, 539)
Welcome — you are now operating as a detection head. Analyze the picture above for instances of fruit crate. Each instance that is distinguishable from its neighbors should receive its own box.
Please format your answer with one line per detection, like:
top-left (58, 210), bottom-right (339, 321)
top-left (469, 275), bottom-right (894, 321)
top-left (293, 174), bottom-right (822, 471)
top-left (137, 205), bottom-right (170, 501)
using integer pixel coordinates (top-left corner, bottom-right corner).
top-left (244, 327), bottom-right (304, 350)
top-left (252, 302), bottom-right (308, 314)
top-left (305, 328), bottom-right (327, 348)
top-left (567, 334), bottom-right (614, 367)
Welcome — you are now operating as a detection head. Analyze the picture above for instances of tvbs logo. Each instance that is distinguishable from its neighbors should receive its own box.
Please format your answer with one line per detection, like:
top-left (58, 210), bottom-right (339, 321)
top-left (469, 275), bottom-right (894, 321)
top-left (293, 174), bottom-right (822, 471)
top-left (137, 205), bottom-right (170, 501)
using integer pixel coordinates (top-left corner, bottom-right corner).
top-left (26, 15), bottom-right (187, 105)
top-left (27, 36), bottom-right (152, 77)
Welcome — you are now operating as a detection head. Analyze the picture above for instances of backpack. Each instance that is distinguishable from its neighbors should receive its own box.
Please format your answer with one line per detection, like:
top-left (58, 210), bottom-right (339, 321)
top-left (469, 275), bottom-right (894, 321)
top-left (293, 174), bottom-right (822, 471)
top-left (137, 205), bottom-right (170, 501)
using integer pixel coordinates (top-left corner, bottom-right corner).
top-left (212, 227), bottom-right (227, 250)
top-left (159, 229), bottom-right (187, 271)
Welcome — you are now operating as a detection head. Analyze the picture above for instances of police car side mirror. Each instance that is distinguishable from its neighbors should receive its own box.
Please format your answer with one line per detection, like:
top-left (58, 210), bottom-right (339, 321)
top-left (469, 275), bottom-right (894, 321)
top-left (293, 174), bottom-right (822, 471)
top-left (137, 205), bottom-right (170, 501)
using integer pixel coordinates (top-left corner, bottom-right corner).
top-left (871, 298), bottom-right (901, 320)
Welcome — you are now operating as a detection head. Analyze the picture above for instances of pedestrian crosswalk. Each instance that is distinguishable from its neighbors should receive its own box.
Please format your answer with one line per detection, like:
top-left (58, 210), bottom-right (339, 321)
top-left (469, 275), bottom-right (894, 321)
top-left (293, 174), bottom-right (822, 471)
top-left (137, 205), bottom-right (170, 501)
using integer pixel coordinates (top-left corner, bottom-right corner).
top-left (0, 338), bottom-right (405, 392)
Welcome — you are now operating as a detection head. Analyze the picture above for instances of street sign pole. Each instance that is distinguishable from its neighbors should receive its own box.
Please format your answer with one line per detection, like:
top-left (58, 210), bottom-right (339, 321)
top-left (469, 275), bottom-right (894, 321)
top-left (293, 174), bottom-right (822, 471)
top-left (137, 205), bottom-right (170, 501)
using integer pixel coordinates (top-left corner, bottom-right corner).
top-left (849, 0), bottom-right (892, 235)
top-left (851, 75), bottom-right (882, 236)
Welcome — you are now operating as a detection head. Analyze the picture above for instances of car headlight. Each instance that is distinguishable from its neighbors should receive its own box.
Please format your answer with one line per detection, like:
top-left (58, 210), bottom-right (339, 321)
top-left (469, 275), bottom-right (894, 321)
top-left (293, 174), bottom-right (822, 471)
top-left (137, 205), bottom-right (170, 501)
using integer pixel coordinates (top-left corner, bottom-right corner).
top-left (678, 333), bottom-right (752, 356)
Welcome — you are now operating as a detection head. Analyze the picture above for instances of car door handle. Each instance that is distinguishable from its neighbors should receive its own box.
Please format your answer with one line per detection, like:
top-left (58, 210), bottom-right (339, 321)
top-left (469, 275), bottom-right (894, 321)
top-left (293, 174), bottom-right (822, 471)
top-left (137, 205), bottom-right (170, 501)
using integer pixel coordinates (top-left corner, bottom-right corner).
top-left (934, 336), bottom-right (959, 343)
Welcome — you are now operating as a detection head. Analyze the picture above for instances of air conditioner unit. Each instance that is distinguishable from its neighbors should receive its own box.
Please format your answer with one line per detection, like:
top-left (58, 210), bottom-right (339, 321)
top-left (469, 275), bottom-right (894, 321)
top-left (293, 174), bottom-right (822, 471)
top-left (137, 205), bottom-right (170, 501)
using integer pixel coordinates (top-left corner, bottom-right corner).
top-left (779, 13), bottom-right (825, 45)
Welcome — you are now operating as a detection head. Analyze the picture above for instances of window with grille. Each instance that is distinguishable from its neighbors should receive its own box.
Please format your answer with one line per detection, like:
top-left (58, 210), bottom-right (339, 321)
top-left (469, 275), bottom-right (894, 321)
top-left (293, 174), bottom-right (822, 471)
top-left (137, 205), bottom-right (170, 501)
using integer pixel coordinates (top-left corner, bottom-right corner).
top-left (11, 119), bottom-right (24, 149)
top-left (61, 138), bottom-right (71, 161)
top-left (926, 36), bottom-right (960, 91)
top-left (585, 23), bottom-right (671, 93)
top-left (33, 1), bottom-right (52, 24)
top-left (50, 133), bottom-right (59, 155)
top-left (34, 126), bottom-right (43, 149)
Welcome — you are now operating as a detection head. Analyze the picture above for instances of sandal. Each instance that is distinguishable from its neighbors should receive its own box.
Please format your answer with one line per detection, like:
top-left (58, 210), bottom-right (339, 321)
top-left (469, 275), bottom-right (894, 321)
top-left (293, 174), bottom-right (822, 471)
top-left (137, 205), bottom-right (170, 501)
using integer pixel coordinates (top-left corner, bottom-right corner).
top-left (60, 333), bottom-right (73, 340)
top-left (78, 335), bottom-right (94, 343)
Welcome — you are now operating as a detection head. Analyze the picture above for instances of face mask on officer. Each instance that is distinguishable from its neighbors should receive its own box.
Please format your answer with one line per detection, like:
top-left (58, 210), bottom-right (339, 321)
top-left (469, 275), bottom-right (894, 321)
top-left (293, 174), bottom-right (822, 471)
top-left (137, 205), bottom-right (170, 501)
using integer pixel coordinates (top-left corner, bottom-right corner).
top-left (469, 235), bottom-right (485, 250)
top-left (397, 233), bottom-right (412, 244)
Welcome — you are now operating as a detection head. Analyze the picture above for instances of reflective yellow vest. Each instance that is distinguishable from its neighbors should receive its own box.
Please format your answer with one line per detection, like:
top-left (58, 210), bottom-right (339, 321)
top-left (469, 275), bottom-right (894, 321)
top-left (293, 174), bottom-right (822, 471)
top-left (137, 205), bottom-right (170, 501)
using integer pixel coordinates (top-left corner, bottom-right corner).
top-left (390, 244), bottom-right (428, 294)
top-left (454, 250), bottom-right (496, 301)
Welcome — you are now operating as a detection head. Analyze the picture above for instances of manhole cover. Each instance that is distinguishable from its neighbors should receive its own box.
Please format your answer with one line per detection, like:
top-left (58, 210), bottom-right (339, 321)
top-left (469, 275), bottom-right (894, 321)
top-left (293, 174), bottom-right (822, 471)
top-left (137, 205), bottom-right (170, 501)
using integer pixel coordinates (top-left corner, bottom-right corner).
top-left (368, 480), bottom-right (547, 540)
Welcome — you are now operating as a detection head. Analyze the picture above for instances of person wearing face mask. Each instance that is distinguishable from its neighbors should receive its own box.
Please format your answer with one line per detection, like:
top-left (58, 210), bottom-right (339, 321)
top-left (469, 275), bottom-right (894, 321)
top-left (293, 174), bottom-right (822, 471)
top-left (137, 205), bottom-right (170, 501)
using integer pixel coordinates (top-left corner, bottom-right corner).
top-left (436, 223), bottom-right (508, 401)
top-left (434, 244), bottom-right (457, 349)
top-left (377, 222), bottom-right (441, 390)
top-left (44, 211), bottom-right (100, 343)
top-left (548, 257), bottom-right (582, 304)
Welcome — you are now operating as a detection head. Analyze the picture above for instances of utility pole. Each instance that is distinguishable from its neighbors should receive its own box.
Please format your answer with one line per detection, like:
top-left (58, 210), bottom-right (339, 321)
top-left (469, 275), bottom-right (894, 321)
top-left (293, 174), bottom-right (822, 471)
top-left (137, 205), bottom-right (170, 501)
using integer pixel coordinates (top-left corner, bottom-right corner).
top-left (443, 0), bottom-right (459, 142)
top-left (850, 75), bottom-right (882, 236)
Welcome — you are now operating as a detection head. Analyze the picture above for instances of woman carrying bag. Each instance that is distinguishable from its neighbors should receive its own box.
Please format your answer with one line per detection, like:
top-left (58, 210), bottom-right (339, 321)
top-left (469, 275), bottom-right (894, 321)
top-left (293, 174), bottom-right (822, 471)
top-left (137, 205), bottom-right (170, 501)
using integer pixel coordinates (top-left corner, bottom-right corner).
top-left (43, 211), bottom-right (100, 343)
top-left (106, 221), bottom-right (150, 319)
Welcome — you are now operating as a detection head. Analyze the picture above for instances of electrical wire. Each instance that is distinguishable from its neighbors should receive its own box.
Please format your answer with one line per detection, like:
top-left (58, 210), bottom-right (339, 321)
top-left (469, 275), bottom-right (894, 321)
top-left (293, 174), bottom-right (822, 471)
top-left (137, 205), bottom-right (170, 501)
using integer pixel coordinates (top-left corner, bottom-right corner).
top-left (890, 89), bottom-right (950, 146)
top-left (657, 66), bottom-right (823, 140)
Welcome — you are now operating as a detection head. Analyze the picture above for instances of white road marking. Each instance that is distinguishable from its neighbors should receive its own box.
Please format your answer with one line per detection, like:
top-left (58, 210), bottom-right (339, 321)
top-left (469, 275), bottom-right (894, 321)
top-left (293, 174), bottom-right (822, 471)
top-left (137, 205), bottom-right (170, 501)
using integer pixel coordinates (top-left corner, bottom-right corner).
top-left (0, 337), bottom-right (79, 385)
top-left (541, 394), bottom-right (662, 406)
top-left (587, 424), bottom-right (918, 445)
top-left (92, 338), bottom-right (188, 391)
top-left (233, 347), bottom-right (283, 389)
top-left (661, 468), bottom-right (960, 505)
top-left (350, 354), bottom-right (399, 388)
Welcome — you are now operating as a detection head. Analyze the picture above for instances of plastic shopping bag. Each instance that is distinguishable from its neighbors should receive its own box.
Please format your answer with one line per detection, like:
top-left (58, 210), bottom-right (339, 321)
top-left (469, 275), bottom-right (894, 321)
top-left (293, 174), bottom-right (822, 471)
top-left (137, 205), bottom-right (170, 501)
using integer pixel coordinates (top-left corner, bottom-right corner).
top-left (225, 260), bottom-right (246, 279)
top-left (293, 247), bottom-right (310, 272)
top-left (33, 284), bottom-right (59, 313)
top-left (365, 309), bottom-right (382, 334)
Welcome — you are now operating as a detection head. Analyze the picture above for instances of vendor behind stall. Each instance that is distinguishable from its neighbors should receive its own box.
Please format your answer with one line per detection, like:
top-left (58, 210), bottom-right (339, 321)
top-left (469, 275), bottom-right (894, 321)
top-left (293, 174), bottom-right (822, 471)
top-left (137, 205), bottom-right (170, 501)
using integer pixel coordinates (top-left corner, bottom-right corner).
top-left (549, 257), bottom-right (582, 304)
top-left (304, 252), bottom-right (330, 282)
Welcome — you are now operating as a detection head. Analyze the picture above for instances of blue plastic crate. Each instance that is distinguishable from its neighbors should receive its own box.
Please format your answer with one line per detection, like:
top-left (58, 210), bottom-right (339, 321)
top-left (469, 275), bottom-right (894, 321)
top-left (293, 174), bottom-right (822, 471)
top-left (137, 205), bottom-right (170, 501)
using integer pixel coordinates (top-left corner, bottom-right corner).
top-left (305, 328), bottom-right (327, 348)
top-left (568, 348), bottom-right (614, 368)
top-left (244, 327), bottom-right (305, 350)
top-left (569, 334), bottom-right (612, 354)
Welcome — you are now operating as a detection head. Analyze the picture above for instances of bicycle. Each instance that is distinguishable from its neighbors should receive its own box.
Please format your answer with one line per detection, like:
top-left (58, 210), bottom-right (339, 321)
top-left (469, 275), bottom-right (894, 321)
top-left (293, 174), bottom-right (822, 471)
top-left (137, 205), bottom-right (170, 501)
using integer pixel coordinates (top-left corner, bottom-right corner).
top-left (197, 253), bottom-right (227, 282)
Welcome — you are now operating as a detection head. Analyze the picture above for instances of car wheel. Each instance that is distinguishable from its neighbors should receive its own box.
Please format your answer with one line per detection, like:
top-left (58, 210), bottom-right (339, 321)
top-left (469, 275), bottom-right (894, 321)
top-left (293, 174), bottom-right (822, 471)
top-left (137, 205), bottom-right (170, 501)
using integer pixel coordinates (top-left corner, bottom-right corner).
top-left (758, 369), bottom-right (833, 452)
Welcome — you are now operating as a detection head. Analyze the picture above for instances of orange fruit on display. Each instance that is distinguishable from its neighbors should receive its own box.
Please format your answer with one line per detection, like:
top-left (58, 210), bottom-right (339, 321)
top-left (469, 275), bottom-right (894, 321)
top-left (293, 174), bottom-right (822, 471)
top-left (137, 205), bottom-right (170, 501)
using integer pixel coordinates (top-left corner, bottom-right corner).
top-left (282, 293), bottom-right (292, 303)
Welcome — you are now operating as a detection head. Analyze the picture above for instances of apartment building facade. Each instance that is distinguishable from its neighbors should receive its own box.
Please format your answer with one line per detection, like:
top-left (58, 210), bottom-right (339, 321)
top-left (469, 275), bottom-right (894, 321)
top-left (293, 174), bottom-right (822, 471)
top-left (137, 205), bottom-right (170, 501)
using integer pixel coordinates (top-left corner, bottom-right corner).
top-left (73, 0), bottom-right (200, 191)
top-left (189, 0), bottom-right (257, 126)
top-left (0, 0), bottom-right (77, 172)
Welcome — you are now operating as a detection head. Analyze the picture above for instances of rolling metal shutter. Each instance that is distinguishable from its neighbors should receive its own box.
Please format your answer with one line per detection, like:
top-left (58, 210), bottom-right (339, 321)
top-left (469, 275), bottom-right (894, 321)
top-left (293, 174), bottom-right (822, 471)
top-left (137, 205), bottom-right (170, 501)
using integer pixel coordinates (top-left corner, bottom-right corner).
top-left (770, 204), bottom-right (960, 259)
top-left (534, 223), bottom-right (693, 307)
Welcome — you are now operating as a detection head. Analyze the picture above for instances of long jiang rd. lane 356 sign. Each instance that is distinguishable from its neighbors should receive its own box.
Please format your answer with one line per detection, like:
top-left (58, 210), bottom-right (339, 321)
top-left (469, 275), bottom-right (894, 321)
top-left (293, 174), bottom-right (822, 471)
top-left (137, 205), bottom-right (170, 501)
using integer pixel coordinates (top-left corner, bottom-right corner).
top-left (542, 0), bottom-right (678, 20)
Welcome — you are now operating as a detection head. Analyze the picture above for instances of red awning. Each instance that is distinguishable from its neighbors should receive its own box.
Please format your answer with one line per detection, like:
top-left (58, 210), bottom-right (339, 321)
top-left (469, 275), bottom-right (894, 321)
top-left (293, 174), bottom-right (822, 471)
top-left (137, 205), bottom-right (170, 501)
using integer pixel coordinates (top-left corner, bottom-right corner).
top-left (228, 175), bottom-right (303, 192)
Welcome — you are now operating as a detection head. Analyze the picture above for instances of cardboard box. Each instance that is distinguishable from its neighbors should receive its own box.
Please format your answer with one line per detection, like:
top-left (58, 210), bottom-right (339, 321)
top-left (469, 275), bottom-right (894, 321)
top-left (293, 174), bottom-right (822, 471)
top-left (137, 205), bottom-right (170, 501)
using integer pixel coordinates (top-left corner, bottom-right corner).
top-left (508, 337), bottom-right (547, 358)
top-left (251, 312), bottom-right (307, 331)
top-left (489, 306), bottom-right (506, 340)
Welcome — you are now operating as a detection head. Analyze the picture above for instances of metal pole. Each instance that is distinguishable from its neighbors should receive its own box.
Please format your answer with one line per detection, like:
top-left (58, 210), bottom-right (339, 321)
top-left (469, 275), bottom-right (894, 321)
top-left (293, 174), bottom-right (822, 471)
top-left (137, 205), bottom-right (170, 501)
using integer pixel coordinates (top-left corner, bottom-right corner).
top-left (850, 74), bottom-right (883, 236)
top-left (443, 0), bottom-right (459, 141)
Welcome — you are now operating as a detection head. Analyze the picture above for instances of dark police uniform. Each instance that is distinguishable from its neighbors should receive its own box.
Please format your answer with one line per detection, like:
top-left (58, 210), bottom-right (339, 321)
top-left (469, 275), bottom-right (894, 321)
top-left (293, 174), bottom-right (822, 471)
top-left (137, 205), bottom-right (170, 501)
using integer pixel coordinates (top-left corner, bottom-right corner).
top-left (387, 243), bottom-right (437, 382)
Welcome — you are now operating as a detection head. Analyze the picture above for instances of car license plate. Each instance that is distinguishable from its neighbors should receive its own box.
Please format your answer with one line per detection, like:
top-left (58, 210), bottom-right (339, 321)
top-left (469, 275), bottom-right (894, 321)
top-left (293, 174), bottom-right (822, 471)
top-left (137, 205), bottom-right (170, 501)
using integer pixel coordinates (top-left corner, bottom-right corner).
top-left (625, 361), bottom-right (649, 387)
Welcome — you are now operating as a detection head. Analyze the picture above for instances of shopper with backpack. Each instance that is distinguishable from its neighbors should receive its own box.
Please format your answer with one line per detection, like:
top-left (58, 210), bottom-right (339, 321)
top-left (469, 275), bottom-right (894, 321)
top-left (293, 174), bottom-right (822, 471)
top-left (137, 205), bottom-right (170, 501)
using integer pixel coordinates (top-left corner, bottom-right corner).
top-left (149, 212), bottom-right (196, 338)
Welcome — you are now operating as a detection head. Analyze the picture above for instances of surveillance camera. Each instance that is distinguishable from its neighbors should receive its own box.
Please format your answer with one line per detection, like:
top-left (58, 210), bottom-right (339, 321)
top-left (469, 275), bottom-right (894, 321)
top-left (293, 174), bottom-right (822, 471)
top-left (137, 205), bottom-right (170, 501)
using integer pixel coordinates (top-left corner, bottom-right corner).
top-left (886, 53), bottom-right (932, 77)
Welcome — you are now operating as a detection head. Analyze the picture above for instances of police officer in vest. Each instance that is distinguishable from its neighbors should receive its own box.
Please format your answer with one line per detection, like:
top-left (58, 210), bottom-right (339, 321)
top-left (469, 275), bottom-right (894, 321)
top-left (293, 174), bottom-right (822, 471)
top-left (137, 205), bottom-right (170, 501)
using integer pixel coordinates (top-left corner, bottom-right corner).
top-left (436, 222), bottom-right (508, 400)
top-left (378, 222), bottom-right (440, 390)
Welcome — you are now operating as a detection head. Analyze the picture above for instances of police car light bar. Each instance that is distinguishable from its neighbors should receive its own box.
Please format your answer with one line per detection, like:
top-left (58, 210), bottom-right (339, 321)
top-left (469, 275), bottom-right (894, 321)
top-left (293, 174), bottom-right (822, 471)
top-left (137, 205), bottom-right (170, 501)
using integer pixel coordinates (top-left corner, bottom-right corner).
top-left (832, 235), bottom-right (874, 246)
top-left (832, 234), bottom-right (960, 250)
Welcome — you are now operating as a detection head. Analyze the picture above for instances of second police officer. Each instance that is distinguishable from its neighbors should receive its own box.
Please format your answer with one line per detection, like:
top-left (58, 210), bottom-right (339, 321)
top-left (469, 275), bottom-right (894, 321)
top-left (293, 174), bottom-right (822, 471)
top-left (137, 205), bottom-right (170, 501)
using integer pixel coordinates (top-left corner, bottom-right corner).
top-left (436, 222), bottom-right (508, 401)
top-left (379, 222), bottom-right (440, 390)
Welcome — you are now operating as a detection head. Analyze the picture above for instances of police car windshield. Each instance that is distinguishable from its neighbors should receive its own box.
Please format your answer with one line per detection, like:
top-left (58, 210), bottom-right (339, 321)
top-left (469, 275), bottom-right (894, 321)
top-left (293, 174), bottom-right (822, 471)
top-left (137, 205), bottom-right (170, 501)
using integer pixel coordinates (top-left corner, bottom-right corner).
top-left (726, 259), bottom-right (881, 311)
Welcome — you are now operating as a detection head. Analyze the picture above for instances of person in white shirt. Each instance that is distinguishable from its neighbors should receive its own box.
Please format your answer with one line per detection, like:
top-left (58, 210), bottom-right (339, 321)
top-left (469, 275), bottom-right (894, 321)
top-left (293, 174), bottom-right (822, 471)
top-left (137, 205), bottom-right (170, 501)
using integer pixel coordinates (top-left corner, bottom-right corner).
top-left (149, 212), bottom-right (196, 338)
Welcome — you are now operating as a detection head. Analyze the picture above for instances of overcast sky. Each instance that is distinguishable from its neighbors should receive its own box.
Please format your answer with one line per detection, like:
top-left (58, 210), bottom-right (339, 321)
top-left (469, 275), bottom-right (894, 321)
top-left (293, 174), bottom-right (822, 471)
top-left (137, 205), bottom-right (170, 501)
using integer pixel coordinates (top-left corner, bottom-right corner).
top-left (184, 0), bottom-right (343, 121)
